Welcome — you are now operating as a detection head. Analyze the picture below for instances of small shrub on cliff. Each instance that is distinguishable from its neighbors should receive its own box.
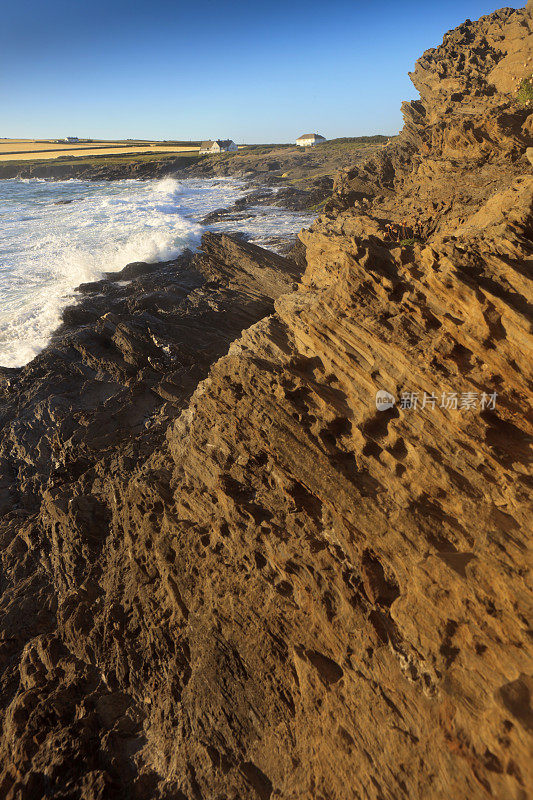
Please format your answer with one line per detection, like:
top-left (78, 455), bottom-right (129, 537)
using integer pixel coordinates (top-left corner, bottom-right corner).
top-left (517, 74), bottom-right (533, 106)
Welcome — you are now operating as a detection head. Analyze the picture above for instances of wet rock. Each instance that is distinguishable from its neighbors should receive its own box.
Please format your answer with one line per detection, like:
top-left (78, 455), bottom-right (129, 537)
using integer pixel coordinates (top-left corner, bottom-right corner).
top-left (108, 260), bottom-right (160, 281)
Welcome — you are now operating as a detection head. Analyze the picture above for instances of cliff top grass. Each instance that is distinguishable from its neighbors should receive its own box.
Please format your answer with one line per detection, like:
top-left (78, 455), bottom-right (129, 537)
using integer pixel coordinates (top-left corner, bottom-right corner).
top-left (517, 74), bottom-right (533, 105)
top-left (0, 136), bottom-right (391, 185)
top-left (199, 137), bottom-right (391, 188)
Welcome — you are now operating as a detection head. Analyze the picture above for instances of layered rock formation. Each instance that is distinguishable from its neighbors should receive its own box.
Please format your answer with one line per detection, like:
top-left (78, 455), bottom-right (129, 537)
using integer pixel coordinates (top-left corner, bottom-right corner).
top-left (0, 5), bottom-right (532, 800)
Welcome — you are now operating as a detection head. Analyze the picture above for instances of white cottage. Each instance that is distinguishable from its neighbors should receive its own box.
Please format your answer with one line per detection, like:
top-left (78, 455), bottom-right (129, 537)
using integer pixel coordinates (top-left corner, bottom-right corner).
top-left (296, 133), bottom-right (326, 147)
top-left (199, 139), bottom-right (238, 154)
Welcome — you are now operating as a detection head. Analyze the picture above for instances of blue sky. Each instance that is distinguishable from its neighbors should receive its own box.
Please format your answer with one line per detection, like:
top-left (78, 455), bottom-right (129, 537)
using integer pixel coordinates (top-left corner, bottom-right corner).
top-left (1, 0), bottom-right (518, 142)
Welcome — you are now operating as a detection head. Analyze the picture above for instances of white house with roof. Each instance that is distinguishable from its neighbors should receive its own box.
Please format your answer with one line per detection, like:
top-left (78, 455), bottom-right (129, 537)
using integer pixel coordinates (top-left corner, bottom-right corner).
top-left (296, 133), bottom-right (326, 147)
top-left (199, 139), bottom-right (238, 154)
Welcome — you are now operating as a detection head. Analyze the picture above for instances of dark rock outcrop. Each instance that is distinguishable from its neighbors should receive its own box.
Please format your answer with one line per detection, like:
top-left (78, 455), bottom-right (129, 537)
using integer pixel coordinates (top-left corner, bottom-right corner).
top-left (0, 5), bottom-right (532, 800)
top-left (0, 156), bottom-right (199, 182)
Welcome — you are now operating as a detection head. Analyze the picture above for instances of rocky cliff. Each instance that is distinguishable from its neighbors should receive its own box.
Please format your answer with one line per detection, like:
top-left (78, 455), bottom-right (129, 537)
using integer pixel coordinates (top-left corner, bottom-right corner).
top-left (0, 5), bottom-right (532, 800)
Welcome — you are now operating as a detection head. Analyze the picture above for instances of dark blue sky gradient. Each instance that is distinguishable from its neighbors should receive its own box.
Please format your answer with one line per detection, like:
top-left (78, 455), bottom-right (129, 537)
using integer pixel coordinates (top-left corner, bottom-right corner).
top-left (1, 0), bottom-right (520, 141)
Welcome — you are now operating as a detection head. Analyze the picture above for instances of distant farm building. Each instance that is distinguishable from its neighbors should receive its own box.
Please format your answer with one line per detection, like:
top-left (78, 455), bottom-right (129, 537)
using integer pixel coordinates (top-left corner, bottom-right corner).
top-left (296, 133), bottom-right (326, 147)
top-left (64, 137), bottom-right (79, 143)
top-left (199, 139), bottom-right (238, 154)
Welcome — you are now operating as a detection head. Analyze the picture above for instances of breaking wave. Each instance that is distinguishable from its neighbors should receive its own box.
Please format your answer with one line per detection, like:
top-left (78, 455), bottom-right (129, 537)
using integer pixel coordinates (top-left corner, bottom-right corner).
top-left (0, 176), bottom-right (313, 367)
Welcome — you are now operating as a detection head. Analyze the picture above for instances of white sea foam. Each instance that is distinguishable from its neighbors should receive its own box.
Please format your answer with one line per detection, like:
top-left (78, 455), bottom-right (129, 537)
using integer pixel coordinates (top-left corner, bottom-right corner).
top-left (0, 176), bottom-right (315, 368)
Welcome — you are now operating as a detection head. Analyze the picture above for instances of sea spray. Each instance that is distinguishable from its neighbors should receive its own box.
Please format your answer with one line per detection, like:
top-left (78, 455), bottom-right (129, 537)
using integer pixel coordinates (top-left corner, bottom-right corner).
top-left (0, 177), bottom-right (314, 368)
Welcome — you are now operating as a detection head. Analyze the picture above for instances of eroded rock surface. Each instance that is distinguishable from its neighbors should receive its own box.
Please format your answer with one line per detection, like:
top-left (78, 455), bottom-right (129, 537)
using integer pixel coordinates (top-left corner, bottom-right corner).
top-left (0, 5), bottom-right (532, 800)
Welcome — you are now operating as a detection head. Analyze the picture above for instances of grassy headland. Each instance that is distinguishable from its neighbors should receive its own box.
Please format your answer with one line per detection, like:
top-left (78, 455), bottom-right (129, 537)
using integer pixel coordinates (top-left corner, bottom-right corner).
top-left (0, 136), bottom-right (391, 189)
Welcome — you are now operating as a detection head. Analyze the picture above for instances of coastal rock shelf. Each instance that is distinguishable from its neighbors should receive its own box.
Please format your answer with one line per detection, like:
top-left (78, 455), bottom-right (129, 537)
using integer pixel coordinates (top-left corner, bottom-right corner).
top-left (0, 5), bottom-right (532, 800)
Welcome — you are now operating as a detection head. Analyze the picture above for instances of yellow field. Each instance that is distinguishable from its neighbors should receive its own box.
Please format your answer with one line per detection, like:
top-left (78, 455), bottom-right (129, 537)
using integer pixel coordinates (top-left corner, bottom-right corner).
top-left (0, 140), bottom-right (200, 162)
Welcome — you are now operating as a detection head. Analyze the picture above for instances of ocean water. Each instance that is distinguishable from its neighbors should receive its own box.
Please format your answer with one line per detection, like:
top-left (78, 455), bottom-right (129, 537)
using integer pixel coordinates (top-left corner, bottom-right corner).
top-left (0, 176), bottom-right (315, 368)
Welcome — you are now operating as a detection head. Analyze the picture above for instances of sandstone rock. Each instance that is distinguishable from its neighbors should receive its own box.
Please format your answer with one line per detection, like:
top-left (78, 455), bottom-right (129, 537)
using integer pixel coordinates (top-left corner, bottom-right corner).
top-left (0, 5), bottom-right (532, 800)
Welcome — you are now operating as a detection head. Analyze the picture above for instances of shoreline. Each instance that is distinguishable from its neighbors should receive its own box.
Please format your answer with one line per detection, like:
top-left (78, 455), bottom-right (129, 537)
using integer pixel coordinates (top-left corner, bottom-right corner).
top-left (0, 176), bottom-right (314, 372)
top-left (0, 137), bottom-right (388, 211)
top-left (0, 229), bottom-right (304, 415)
top-left (0, 163), bottom-right (326, 215)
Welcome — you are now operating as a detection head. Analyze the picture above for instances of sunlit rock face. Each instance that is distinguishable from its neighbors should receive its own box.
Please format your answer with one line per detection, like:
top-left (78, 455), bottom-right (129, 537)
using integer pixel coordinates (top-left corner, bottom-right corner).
top-left (0, 5), bottom-right (531, 800)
